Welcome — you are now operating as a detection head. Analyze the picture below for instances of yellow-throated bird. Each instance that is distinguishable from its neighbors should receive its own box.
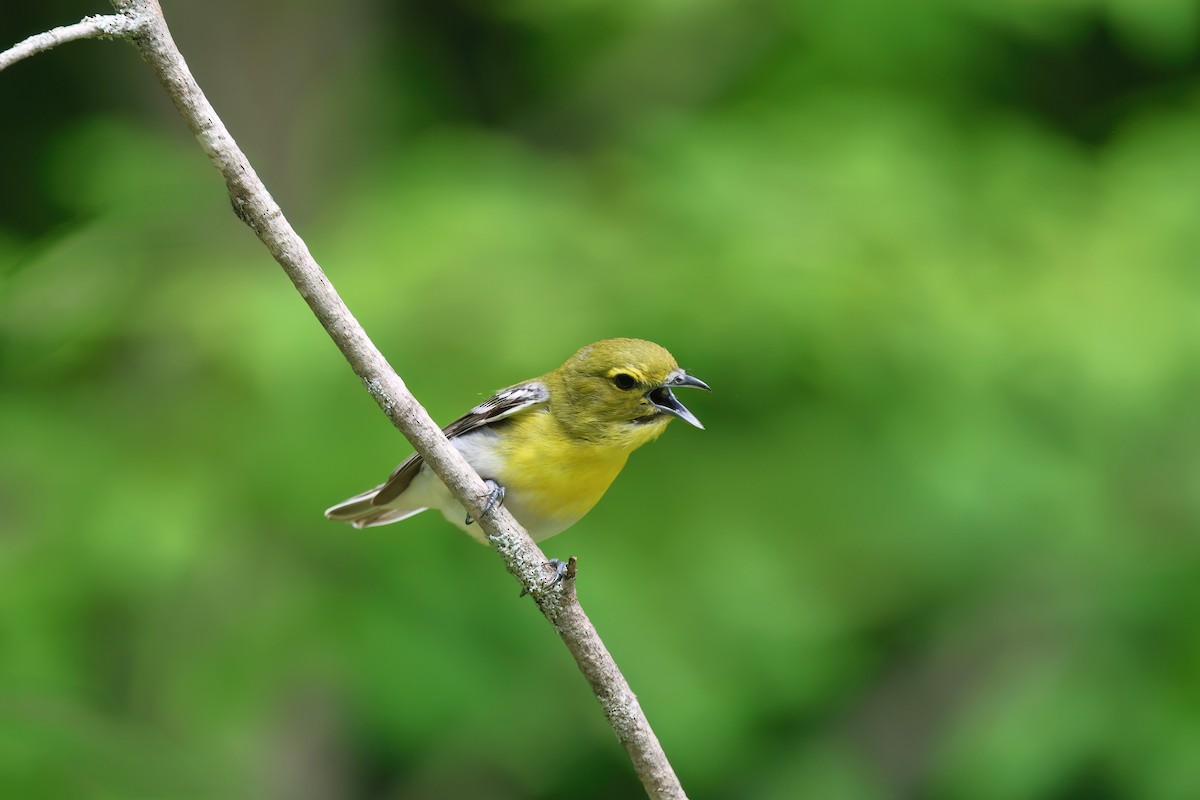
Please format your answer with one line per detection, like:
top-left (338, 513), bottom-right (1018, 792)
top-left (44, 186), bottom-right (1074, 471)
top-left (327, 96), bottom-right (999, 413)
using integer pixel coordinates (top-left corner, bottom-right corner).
top-left (325, 338), bottom-right (710, 543)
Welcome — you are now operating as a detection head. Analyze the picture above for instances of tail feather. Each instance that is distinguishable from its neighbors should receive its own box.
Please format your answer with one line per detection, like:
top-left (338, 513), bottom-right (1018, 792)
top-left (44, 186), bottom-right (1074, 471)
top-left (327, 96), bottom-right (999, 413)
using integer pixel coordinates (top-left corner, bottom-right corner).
top-left (324, 487), bottom-right (428, 529)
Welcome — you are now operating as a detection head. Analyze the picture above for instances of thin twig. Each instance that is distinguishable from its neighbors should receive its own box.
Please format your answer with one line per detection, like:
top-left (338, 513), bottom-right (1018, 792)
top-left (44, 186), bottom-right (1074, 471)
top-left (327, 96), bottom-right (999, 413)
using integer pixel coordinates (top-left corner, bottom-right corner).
top-left (0, 14), bottom-right (133, 71)
top-left (2, 2), bottom-right (687, 797)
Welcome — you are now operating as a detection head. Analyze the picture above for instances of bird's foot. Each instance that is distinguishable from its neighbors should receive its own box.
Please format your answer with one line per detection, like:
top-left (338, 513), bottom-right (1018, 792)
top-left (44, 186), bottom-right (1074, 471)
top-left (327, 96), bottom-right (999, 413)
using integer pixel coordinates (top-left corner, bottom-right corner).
top-left (464, 479), bottom-right (505, 526)
top-left (519, 557), bottom-right (573, 597)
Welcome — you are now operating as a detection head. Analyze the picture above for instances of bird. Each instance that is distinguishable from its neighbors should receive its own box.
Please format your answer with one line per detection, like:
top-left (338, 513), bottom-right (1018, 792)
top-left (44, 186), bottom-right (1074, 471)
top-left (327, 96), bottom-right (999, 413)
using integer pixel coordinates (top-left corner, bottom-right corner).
top-left (325, 338), bottom-right (710, 544)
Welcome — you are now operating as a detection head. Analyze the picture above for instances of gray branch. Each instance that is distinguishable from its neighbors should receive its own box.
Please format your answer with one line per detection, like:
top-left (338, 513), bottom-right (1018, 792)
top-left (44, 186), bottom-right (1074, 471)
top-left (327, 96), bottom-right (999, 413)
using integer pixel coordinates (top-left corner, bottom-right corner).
top-left (0, 14), bottom-right (133, 71)
top-left (2, 1), bottom-right (686, 797)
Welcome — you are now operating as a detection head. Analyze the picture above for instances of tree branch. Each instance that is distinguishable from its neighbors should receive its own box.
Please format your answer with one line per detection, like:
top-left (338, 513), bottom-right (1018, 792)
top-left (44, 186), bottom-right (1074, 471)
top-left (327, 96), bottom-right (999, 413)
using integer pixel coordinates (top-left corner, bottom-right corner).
top-left (0, 15), bottom-right (133, 71)
top-left (3, 2), bottom-right (686, 797)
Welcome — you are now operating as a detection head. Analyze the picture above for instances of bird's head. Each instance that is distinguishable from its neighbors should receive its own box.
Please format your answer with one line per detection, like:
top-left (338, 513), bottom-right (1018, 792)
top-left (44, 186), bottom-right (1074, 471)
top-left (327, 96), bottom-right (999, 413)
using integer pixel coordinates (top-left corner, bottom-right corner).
top-left (547, 338), bottom-right (711, 447)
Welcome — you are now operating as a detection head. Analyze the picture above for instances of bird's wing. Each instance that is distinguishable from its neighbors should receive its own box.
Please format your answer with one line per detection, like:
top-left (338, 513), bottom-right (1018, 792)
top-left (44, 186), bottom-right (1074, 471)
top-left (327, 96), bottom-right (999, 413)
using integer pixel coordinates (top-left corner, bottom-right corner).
top-left (371, 381), bottom-right (550, 506)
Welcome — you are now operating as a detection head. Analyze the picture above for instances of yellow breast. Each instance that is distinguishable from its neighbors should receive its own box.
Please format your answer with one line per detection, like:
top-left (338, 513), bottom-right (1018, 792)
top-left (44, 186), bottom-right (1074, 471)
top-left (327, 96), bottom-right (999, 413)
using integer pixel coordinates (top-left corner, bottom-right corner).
top-left (494, 410), bottom-right (633, 530)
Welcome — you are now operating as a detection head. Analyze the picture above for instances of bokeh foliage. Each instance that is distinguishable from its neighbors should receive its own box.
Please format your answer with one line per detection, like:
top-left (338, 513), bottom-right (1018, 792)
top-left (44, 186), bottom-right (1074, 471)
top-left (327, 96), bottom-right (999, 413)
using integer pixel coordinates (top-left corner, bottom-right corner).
top-left (3, 0), bottom-right (1200, 798)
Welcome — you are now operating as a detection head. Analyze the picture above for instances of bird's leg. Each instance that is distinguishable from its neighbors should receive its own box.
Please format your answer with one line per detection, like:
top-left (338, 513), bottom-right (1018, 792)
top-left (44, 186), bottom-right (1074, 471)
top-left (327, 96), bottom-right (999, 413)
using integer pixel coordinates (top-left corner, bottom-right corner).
top-left (464, 479), bottom-right (505, 526)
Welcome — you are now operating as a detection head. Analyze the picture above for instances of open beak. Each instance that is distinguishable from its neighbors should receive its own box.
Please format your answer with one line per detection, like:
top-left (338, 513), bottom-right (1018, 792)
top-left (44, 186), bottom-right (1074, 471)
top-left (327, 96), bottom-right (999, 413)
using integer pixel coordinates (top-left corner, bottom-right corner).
top-left (647, 369), bottom-right (712, 430)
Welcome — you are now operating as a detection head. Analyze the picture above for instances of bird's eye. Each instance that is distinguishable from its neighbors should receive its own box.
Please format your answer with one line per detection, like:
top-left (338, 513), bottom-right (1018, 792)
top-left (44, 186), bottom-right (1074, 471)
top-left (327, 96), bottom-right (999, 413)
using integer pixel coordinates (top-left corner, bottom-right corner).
top-left (612, 372), bottom-right (637, 390)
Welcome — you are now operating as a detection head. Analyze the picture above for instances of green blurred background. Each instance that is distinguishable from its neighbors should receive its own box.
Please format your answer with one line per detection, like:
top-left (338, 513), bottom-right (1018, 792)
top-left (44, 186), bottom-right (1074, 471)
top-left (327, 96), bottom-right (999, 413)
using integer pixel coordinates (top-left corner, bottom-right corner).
top-left (3, 0), bottom-right (1200, 798)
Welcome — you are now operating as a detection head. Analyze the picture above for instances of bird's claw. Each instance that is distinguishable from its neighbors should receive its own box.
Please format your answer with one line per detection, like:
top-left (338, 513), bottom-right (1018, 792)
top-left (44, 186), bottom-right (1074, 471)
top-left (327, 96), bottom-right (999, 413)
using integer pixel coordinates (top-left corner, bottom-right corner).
top-left (519, 558), bottom-right (572, 597)
top-left (464, 479), bottom-right (505, 526)
top-left (546, 558), bottom-right (569, 586)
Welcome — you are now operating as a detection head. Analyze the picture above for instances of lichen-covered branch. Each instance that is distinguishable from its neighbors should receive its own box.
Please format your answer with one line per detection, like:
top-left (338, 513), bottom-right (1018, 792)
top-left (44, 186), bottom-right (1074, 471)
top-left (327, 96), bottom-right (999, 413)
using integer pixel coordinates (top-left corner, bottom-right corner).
top-left (2, 2), bottom-right (686, 797)
top-left (0, 14), bottom-right (132, 71)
